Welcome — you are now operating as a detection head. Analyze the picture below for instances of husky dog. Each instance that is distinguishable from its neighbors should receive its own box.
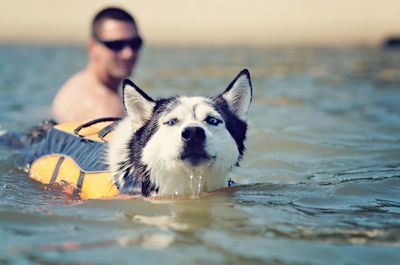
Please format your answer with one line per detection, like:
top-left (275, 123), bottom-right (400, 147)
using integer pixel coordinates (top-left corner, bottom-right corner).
top-left (107, 69), bottom-right (252, 196)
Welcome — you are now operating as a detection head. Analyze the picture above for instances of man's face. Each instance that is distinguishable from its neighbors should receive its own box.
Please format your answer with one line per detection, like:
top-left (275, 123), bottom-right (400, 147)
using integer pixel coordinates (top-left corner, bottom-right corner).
top-left (92, 19), bottom-right (141, 79)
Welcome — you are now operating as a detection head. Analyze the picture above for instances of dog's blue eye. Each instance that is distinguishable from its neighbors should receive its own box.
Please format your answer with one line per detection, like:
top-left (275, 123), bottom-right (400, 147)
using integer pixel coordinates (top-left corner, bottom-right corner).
top-left (164, 118), bottom-right (178, 126)
top-left (205, 116), bottom-right (221, 126)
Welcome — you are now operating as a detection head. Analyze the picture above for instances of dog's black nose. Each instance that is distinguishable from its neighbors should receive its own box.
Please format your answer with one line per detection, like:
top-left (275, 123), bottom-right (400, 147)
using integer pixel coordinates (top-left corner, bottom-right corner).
top-left (181, 126), bottom-right (206, 143)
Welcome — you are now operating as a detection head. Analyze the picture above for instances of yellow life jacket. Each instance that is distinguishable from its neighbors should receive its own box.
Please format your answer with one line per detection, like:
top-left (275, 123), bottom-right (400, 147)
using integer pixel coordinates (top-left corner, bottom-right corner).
top-left (28, 118), bottom-right (121, 199)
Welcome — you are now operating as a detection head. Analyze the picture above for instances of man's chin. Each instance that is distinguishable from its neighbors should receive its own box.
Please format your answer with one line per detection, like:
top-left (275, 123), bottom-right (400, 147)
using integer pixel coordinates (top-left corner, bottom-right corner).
top-left (113, 68), bottom-right (133, 79)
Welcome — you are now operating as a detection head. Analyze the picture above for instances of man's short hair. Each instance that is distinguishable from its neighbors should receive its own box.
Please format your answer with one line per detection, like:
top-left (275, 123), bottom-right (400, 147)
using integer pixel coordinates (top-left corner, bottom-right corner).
top-left (92, 7), bottom-right (137, 38)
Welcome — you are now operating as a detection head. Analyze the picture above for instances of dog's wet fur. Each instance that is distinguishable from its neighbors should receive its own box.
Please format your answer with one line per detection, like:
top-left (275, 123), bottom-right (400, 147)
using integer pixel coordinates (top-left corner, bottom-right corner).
top-left (107, 69), bottom-right (253, 196)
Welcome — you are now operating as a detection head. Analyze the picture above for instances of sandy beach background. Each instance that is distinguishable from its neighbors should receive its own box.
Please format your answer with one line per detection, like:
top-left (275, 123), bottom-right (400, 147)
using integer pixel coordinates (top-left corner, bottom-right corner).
top-left (0, 0), bottom-right (400, 47)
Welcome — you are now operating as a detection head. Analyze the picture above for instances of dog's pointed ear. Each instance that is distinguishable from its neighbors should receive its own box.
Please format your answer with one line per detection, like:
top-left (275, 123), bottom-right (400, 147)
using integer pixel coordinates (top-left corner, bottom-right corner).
top-left (221, 69), bottom-right (253, 120)
top-left (122, 79), bottom-right (156, 125)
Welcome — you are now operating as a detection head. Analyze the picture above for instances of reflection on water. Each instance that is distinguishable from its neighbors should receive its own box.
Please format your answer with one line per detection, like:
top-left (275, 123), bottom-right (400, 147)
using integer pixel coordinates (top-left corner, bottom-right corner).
top-left (0, 44), bottom-right (400, 264)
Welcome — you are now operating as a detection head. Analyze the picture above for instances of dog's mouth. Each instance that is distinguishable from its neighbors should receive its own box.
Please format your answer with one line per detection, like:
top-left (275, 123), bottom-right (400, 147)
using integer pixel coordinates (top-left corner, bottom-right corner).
top-left (180, 149), bottom-right (215, 166)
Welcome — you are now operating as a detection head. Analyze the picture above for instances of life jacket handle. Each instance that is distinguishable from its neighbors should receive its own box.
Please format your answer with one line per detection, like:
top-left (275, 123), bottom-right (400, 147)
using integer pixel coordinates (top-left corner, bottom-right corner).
top-left (97, 122), bottom-right (120, 141)
top-left (74, 117), bottom-right (122, 141)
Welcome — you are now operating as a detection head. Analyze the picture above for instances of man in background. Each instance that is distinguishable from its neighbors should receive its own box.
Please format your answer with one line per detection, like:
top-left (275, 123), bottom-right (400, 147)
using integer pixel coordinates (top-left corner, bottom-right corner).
top-left (52, 7), bottom-right (143, 123)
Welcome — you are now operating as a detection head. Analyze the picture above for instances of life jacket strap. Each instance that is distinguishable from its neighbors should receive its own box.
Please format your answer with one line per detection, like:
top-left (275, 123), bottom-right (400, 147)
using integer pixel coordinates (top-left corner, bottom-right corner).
top-left (97, 121), bottom-right (120, 141)
top-left (73, 117), bottom-right (122, 140)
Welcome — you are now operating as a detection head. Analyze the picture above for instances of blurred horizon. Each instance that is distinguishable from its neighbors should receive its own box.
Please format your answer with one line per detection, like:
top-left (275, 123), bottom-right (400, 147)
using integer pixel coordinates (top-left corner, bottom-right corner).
top-left (1, 0), bottom-right (400, 48)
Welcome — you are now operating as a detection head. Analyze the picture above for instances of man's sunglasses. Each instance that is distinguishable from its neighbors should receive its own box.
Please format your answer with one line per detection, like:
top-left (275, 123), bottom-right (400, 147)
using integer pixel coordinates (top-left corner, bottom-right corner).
top-left (94, 35), bottom-right (143, 52)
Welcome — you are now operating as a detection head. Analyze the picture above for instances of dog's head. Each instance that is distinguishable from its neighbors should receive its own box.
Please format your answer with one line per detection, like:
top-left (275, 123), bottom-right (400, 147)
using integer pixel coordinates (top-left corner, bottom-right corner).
top-left (120, 69), bottom-right (252, 195)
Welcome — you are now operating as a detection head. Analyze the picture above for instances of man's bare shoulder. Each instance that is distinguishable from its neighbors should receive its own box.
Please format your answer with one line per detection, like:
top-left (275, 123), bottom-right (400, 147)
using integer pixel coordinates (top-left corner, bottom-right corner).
top-left (52, 70), bottom-right (124, 123)
top-left (58, 70), bottom-right (96, 94)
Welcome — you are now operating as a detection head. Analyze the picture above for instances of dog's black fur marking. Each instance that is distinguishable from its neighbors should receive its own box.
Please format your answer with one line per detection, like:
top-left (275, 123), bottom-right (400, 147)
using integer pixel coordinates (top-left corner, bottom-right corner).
top-left (118, 97), bottom-right (179, 196)
top-left (210, 69), bottom-right (252, 163)
top-left (211, 96), bottom-right (247, 163)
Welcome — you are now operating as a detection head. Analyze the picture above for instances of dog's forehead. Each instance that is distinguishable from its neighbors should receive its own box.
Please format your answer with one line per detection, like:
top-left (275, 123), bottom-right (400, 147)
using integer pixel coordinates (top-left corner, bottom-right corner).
top-left (172, 96), bottom-right (214, 113)
top-left (180, 96), bottom-right (210, 106)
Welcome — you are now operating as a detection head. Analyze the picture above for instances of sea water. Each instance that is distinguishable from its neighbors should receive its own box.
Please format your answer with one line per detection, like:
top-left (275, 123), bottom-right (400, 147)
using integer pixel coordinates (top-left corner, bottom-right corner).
top-left (0, 44), bottom-right (400, 264)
